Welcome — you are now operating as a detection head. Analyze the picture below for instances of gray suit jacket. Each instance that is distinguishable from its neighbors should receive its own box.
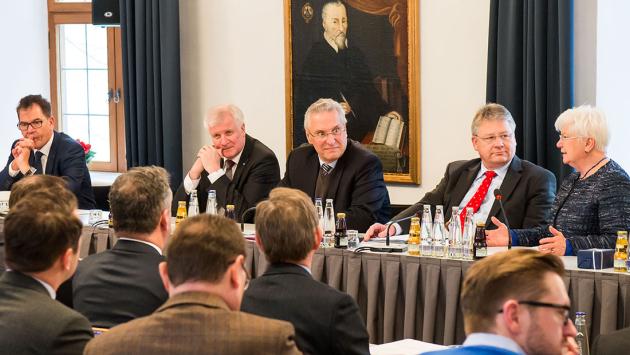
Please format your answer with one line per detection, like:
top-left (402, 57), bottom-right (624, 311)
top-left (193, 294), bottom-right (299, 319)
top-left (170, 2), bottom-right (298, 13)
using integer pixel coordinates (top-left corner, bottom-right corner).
top-left (0, 271), bottom-right (93, 354)
top-left (591, 327), bottom-right (630, 355)
top-left (83, 291), bottom-right (302, 355)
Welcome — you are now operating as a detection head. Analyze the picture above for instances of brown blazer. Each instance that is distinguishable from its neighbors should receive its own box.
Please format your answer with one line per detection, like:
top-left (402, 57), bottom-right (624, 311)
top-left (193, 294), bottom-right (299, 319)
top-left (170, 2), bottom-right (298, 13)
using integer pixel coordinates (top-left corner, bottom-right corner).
top-left (83, 291), bottom-right (302, 355)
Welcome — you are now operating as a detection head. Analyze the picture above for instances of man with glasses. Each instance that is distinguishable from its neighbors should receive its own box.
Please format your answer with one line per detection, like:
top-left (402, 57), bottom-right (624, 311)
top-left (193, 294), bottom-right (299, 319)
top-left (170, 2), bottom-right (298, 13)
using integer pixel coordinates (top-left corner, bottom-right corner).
top-left (0, 94), bottom-right (96, 209)
top-left (365, 103), bottom-right (555, 240)
top-left (424, 249), bottom-right (578, 355)
top-left (83, 214), bottom-right (302, 355)
top-left (280, 98), bottom-right (391, 232)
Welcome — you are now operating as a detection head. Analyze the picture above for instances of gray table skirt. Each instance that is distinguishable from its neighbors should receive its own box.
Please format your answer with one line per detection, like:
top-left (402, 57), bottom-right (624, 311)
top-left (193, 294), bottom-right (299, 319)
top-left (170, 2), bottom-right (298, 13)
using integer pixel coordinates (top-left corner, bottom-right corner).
top-left (79, 226), bottom-right (630, 345)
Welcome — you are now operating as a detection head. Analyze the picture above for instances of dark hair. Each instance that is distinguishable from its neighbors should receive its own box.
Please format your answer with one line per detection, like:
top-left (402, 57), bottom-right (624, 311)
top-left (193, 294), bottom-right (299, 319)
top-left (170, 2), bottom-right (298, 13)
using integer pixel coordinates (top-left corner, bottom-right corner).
top-left (4, 189), bottom-right (81, 272)
top-left (165, 214), bottom-right (246, 287)
top-left (9, 175), bottom-right (68, 208)
top-left (109, 166), bottom-right (171, 236)
top-left (461, 249), bottom-right (565, 334)
top-left (16, 94), bottom-right (52, 119)
top-left (255, 188), bottom-right (318, 264)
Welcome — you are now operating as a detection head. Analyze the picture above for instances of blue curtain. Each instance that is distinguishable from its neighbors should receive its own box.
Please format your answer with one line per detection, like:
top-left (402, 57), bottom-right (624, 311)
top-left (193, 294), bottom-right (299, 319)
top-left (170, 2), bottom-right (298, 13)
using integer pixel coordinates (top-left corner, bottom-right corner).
top-left (119, 0), bottom-right (183, 189)
top-left (486, 0), bottom-right (574, 185)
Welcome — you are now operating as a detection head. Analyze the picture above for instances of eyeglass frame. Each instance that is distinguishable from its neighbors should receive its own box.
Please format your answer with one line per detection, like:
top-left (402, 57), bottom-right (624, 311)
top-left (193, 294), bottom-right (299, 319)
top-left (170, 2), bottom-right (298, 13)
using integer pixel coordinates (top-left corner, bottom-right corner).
top-left (498, 300), bottom-right (571, 326)
top-left (306, 126), bottom-right (347, 141)
top-left (17, 117), bottom-right (49, 131)
top-left (474, 133), bottom-right (514, 143)
top-left (558, 134), bottom-right (588, 141)
top-left (228, 258), bottom-right (251, 291)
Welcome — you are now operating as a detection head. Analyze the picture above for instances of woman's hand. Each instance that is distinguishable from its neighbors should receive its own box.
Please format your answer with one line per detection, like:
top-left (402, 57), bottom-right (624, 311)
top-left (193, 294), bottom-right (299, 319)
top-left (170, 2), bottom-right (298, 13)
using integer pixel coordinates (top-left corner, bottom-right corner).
top-left (486, 217), bottom-right (510, 246)
top-left (538, 226), bottom-right (567, 255)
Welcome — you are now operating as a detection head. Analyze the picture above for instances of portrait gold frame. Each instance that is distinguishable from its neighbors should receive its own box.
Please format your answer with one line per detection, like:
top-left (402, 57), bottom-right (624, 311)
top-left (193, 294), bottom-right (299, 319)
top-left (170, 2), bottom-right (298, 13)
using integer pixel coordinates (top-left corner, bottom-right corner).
top-left (283, 0), bottom-right (420, 184)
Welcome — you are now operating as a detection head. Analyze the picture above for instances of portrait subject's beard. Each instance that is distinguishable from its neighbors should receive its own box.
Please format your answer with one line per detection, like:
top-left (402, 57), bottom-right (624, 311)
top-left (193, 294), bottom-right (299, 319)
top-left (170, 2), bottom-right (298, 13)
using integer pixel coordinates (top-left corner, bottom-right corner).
top-left (334, 32), bottom-right (347, 50)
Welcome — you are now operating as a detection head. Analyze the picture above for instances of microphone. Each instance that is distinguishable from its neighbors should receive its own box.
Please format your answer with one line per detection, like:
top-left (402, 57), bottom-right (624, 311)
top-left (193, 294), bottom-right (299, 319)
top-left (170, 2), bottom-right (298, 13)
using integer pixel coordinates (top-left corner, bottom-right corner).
top-left (493, 189), bottom-right (511, 249)
top-left (386, 214), bottom-right (419, 246)
top-left (240, 206), bottom-right (257, 232)
top-left (365, 213), bottom-right (419, 253)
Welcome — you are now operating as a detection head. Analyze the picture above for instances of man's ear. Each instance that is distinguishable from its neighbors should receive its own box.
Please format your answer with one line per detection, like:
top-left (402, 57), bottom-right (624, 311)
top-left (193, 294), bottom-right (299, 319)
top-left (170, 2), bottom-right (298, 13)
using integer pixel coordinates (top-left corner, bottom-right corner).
top-left (501, 300), bottom-right (523, 335)
top-left (471, 136), bottom-right (479, 152)
top-left (314, 226), bottom-right (323, 251)
top-left (60, 248), bottom-right (75, 271)
top-left (158, 262), bottom-right (170, 293)
top-left (229, 254), bottom-right (245, 290)
top-left (254, 232), bottom-right (263, 251)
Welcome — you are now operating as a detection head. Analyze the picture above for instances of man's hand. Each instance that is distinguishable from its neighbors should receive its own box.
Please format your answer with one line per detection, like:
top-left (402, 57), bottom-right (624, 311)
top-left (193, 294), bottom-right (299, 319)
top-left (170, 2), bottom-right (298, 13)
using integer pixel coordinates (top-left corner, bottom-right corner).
top-left (198, 145), bottom-right (222, 174)
top-left (10, 139), bottom-right (35, 174)
top-left (563, 336), bottom-right (578, 355)
top-left (188, 158), bottom-right (205, 180)
top-left (486, 216), bottom-right (510, 246)
top-left (363, 223), bottom-right (396, 241)
top-left (539, 226), bottom-right (567, 255)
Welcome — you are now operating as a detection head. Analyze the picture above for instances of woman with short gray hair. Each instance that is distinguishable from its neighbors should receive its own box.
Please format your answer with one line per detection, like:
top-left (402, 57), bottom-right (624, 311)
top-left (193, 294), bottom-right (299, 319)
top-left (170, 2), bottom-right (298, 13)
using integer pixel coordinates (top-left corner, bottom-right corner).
top-left (488, 105), bottom-right (630, 255)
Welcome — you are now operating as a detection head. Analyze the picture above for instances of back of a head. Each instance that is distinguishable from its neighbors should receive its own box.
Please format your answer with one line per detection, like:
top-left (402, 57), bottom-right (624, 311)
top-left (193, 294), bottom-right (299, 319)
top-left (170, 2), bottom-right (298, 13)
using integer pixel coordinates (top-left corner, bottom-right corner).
top-left (9, 175), bottom-right (68, 208)
top-left (461, 249), bottom-right (565, 334)
top-left (255, 187), bottom-right (318, 264)
top-left (471, 103), bottom-right (516, 136)
top-left (165, 214), bottom-right (246, 287)
top-left (4, 188), bottom-right (81, 272)
top-left (109, 166), bottom-right (171, 236)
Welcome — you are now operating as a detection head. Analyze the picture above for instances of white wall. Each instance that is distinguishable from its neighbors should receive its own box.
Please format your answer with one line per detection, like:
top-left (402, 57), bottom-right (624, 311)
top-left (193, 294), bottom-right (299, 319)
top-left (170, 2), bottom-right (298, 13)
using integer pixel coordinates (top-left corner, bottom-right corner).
top-left (179, 0), bottom-right (490, 205)
top-left (0, 1), bottom-right (50, 151)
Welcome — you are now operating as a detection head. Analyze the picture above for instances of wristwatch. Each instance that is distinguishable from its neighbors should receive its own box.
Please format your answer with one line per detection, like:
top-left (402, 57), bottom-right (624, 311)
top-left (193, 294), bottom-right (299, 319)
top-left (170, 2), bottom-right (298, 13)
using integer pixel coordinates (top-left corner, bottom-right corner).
top-left (23, 167), bottom-right (37, 177)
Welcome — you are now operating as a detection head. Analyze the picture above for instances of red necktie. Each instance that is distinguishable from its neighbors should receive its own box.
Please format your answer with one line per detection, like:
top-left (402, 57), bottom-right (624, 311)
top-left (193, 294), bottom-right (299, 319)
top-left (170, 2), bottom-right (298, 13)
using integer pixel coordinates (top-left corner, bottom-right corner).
top-left (460, 170), bottom-right (497, 226)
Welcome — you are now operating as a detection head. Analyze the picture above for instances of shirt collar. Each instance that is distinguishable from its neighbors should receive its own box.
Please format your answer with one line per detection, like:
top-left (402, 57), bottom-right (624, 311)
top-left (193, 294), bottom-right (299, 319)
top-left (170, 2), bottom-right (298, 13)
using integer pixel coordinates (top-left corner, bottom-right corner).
top-left (36, 132), bottom-right (54, 157)
top-left (318, 157), bottom-right (338, 170)
top-left (323, 32), bottom-right (348, 53)
top-left (463, 333), bottom-right (526, 354)
top-left (224, 148), bottom-right (243, 167)
top-left (116, 238), bottom-right (163, 255)
top-left (29, 275), bottom-right (56, 299)
top-left (477, 159), bottom-right (512, 180)
top-left (296, 263), bottom-right (312, 275)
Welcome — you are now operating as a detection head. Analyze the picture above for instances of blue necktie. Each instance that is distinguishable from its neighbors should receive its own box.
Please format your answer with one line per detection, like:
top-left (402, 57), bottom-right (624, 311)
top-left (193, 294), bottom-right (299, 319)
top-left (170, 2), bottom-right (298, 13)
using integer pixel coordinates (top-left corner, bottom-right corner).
top-left (33, 151), bottom-right (44, 175)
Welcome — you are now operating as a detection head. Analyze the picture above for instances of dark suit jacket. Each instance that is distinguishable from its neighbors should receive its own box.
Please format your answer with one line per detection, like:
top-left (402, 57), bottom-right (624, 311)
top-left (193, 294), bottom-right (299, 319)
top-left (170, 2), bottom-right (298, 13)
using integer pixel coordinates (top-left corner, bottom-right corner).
top-left (279, 139), bottom-right (391, 232)
top-left (83, 291), bottom-right (302, 355)
top-left (72, 239), bottom-right (168, 328)
top-left (172, 134), bottom-right (280, 222)
top-left (0, 130), bottom-right (97, 209)
top-left (395, 156), bottom-right (556, 232)
top-left (0, 271), bottom-right (93, 354)
top-left (591, 327), bottom-right (630, 355)
top-left (241, 263), bottom-right (370, 355)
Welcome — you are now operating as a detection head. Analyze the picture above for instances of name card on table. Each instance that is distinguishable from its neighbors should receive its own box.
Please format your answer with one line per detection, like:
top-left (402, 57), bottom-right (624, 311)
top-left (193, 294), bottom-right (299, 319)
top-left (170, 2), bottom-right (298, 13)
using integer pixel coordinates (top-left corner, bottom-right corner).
top-left (577, 249), bottom-right (614, 270)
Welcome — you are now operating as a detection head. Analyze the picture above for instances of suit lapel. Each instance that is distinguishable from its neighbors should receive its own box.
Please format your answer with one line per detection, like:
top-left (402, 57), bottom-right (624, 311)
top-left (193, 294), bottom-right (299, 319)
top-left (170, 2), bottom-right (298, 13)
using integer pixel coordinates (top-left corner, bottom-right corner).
top-left (450, 161), bottom-right (481, 209)
top-left (486, 157), bottom-right (522, 226)
top-left (231, 135), bottom-right (254, 185)
top-left (325, 142), bottom-right (351, 201)
top-left (305, 152), bottom-right (320, 197)
top-left (45, 131), bottom-right (60, 175)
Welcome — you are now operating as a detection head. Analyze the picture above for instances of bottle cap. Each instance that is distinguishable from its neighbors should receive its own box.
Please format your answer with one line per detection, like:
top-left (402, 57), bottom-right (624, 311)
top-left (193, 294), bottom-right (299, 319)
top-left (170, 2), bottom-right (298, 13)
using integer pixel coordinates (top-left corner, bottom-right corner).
top-left (576, 312), bottom-right (585, 316)
top-left (178, 201), bottom-right (186, 205)
top-left (337, 213), bottom-right (346, 217)
top-left (315, 198), bottom-right (322, 201)
top-left (618, 231), bottom-right (628, 236)
top-left (226, 205), bottom-right (235, 209)
top-left (411, 217), bottom-right (420, 222)
top-left (476, 222), bottom-right (485, 227)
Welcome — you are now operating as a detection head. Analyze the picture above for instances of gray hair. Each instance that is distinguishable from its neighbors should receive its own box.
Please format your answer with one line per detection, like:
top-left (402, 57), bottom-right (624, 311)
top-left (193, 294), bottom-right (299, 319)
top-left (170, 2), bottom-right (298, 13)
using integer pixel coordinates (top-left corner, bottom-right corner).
top-left (304, 98), bottom-right (347, 130)
top-left (204, 104), bottom-right (245, 130)
top-left (322, 1), bottom-right (345, 20)
top-left (555, 105), bottom-right (610, 152)
top-left (109, 166), bottom-right (172, 236)
top-left (471, 103), bottom-right (516, 136)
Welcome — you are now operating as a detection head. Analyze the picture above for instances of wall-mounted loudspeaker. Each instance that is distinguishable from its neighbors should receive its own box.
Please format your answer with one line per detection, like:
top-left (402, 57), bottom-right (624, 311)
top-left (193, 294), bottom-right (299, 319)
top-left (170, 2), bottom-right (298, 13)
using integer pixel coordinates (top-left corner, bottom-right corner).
top-left (92, 0), bottom-right (120, 27)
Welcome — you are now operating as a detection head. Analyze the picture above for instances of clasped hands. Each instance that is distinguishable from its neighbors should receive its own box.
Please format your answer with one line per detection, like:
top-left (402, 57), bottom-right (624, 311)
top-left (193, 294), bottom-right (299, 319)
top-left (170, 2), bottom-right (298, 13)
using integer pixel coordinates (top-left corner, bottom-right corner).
top-left (486, 216), bottom-right (566, 255)
top-left (188, 145), bottom-right (223, 180)
top-left (10, 138), bottom-right (35, 174)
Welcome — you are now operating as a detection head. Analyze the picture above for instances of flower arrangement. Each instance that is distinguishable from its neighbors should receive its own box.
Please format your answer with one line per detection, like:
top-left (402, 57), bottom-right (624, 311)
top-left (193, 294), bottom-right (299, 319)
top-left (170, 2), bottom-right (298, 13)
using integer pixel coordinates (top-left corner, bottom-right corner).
top-left (76, 139), bottom-right (96, 164)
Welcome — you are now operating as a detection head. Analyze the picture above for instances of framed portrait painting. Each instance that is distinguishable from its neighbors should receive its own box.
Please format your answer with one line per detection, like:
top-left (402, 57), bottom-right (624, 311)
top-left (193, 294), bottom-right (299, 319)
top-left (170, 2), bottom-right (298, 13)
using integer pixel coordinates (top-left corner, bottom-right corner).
top-left (284, 0), bottom-right (420, 184)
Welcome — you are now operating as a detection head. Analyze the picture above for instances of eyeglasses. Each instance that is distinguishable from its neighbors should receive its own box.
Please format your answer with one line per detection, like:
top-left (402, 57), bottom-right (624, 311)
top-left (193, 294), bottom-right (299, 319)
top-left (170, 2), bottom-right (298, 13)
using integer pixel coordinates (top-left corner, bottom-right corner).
top-left (498, 300), bottom-right (571, 325)
top-left (17, 118), bottom-right (47, 131)
top-left (306, 127), bottom-right (346, 141)
top-left (475, 134), bottom-right (513, 143)
top-left (229, 258), bottom-right (251, 290)
top-left (558, 134), bottom-right (587, 141)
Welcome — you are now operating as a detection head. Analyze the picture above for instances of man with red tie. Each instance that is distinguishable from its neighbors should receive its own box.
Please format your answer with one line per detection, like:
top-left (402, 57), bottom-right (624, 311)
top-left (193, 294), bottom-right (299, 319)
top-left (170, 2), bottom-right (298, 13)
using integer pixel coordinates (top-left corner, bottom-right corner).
top-left (365, 103), bottom-right (556, 240)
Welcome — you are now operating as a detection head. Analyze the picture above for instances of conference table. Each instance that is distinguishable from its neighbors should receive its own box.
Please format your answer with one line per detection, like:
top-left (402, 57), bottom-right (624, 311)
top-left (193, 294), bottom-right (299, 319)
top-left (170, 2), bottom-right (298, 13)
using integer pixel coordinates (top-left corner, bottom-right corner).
top-left (1, 216), bottom-right (627, 346)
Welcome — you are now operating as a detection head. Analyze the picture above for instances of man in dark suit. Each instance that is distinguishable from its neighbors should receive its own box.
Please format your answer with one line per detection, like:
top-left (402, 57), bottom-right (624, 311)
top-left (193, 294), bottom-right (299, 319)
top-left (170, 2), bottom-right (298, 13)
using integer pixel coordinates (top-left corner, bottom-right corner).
top-left (280, 98), bottom-right (391, 232)
top-left (0, 187), bottom-right (93, 354)
top-left (83, 214), bottom-right (302, 355)
top-left (241, 187), bottom-right (370, 355)
top-left (365, 103), bottom-right (556, 239)
top-left (0, 94), bottom-right (97, 209)
top-left (72, 166), bottom-right (171, 328)
top-left (591, 327), bottom-right (630, 355)
top-left (172, 104), bottom-right (280, 222)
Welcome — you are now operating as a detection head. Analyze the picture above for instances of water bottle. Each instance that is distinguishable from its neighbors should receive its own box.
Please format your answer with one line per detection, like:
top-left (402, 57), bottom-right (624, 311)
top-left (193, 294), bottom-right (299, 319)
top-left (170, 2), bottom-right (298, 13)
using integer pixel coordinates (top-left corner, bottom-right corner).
top-left (462, 207), bottom-right (474, 260)
top-left (206, 190), bottom-right (217, 215)
top-left (324, 199), bottom-right (335, 247)
top-left (315, 198), bottom-right (324, 228)
top-left (449, 207), bottom-right (462, 259)
top-left (420, 205), bottom-right (433, 257)
top-left (188, 190), bottom-right (199, 217)
top-left (433, 205), bottom-right (445, 257)
top-left (575, 312), bottom-right (589, 355)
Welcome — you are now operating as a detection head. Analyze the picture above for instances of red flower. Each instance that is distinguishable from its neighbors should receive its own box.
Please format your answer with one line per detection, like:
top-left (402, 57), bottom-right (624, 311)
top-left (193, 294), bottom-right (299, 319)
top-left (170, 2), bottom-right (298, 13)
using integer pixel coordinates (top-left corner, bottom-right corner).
top-left (76, 139), bottom-right (91, 154)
